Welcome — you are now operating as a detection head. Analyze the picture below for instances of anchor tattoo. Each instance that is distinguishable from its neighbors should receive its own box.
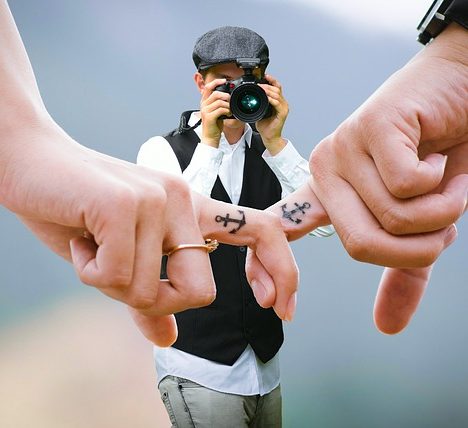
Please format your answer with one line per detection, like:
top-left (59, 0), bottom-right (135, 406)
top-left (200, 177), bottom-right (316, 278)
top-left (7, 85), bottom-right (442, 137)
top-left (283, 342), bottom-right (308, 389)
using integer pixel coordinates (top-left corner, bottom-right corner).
top-left (281, 202), bottom-right (311, 224)
top-left (215, 210), bottom-right (246, 234)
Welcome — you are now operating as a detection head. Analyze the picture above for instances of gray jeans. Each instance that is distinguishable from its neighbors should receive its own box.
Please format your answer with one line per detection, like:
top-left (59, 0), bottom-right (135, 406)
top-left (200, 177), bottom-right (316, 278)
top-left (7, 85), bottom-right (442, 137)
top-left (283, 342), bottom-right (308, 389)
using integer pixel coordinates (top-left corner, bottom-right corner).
top-left (159, 375), bottom-right (282, 428)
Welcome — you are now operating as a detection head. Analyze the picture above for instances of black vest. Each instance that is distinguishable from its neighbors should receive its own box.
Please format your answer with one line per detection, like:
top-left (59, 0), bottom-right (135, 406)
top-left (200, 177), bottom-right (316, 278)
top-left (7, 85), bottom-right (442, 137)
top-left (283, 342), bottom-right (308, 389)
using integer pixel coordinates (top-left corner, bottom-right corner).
top-left (164, 111), bottom-right (284, 365)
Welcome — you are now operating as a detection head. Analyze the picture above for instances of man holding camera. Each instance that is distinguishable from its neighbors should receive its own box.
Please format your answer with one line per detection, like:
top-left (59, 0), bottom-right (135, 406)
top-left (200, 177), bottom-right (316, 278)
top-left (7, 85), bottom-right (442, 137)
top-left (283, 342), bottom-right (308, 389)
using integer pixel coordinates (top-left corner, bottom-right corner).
top-left (137, 26), bottom-right (325, 427)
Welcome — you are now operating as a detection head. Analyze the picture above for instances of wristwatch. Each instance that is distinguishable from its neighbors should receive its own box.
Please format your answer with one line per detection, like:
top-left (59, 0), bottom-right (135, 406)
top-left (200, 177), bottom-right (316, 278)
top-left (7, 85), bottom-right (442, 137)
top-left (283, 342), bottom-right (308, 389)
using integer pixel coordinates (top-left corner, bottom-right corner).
top-left (417, 0), bottom-right (468, 45)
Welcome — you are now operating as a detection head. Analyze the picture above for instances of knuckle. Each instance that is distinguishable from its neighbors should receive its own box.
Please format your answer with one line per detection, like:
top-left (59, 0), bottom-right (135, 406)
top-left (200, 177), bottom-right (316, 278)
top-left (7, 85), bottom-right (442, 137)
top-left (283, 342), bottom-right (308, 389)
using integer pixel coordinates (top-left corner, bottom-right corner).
top-left (309, 139), bottom-right (331, 179)
top-left (418, 249), bottom-right (439, 267)
top-left (355, 107), bottom-right (380, 130)
top-left (108, 182), bottom-right (167, 218)
top-left (198, 289), bottom-right (217, 307)
top-left (77, 272), bottom-right (95, 287)
top-left (214, 99), bottom-right (225, 109)
top-left (98, 269), bottom-right (133, 289)
top-left (125, 186), bottom-right (167, 218)
top-left (342, 107), bottom-right (383, 153)
top-left (163, 174), bottom-right (191, 199)
top-left (141, 184), bottom-right (168, 210)
top-left (342, 230), bottom-right (374, 263)
top-left (185, 282), bottom-right (217, 307)
top-left (108, 186), bottom-right (139, 213)
top-left (353, 106), bottom-right (386, 139)
top-left (126, 291), bottom-right (158, 311)
top-left (405, 245), bottom-right (440, 268)
top-left (380, 206), bottom-right (414, 235)
top-left (386, 175), bottom-right (419, 199)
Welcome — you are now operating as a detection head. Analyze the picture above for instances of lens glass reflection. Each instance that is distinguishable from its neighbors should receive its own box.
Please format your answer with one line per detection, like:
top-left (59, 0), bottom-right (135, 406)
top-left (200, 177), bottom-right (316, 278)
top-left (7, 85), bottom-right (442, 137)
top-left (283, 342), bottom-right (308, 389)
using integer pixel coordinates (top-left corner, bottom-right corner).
top-left (239, 93), bottom-right (260, 113)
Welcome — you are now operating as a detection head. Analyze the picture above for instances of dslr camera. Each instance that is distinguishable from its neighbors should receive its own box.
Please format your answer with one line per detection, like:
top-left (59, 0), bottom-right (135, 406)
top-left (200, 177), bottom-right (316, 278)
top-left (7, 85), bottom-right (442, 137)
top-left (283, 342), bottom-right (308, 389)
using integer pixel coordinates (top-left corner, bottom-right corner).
top-left (214, 58), bottom-right (273, 123)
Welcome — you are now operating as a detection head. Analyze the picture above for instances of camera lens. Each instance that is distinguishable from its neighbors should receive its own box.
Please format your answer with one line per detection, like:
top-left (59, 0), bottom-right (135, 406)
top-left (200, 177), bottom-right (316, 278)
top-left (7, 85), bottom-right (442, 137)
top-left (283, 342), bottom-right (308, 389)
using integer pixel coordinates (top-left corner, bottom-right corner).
top-left (230, 82), bottom-right (271, 123)
top-left (238, 93), bottom-right (261, 114)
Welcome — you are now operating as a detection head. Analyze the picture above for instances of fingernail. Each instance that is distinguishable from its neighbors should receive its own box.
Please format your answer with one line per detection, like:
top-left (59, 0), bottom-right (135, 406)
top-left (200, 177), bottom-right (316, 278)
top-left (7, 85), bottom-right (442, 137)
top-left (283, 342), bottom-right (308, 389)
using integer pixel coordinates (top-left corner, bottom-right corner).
top-left (441, 154), bottom-right (448, 170)
top-left (432, 154), bottom-right (448, 173)
top-left (464, 185), bottom-right (468, 210)
top-left (251, 280), bottom-right (266, 303)
top-left (444, 224), bottom-right (458, 248)
top-left (285, 292), bottom-right (297, 322)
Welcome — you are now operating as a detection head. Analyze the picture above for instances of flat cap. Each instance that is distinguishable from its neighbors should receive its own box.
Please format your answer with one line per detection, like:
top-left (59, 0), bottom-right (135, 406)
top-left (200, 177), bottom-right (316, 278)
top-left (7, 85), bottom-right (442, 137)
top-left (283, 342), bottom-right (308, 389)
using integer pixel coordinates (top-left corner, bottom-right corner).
top-left (192, 26), bottom-right (269, 71)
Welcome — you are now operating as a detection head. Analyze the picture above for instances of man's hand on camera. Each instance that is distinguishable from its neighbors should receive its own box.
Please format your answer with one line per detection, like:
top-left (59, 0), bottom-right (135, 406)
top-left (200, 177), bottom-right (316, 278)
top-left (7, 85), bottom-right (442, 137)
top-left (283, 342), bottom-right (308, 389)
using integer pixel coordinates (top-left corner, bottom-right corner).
top-left (200, 78), bottom-right (230, 148)
top-left (256, 74), bottom-right (289, 156)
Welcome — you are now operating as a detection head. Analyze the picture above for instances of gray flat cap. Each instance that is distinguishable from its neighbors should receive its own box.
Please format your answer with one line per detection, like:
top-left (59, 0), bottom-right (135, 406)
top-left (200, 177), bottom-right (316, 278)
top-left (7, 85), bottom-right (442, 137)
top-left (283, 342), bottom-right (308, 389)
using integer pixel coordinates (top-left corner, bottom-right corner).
top-left (193, 26), bottom-right (269, 71)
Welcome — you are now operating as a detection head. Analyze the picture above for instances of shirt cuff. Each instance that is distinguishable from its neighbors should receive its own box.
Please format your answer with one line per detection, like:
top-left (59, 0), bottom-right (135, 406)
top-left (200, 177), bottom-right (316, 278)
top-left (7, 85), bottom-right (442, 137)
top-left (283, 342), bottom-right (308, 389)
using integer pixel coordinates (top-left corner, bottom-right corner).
top-left (263, 140), bottom-right (306, 171)
top-left (308, 225), bottom-right (336, 237)
top-left (262, 140), bottom-right (310, 188)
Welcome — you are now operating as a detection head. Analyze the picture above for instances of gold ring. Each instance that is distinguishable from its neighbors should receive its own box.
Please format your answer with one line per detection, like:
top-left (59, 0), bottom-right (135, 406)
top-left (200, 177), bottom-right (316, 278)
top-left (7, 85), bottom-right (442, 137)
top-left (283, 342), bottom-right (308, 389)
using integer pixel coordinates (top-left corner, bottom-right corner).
top-left (165, 239), bottom-right (219, 256)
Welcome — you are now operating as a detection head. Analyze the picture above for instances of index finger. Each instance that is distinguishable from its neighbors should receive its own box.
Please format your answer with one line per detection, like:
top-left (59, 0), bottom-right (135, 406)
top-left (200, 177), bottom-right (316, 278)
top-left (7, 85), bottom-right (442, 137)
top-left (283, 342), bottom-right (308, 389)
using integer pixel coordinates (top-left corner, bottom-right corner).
top-left (194, 193), bottom-right (299, 321)
top-left (373, 265), bottom-right (433, 334)
top-left (267, 183), bottom-right (331, 241)
top-left (309, 170), bottom-right (456, 267)
top-left (263, 74), bottom-right (281, 90)
top-left (202, 78), bottom-right (227, 100)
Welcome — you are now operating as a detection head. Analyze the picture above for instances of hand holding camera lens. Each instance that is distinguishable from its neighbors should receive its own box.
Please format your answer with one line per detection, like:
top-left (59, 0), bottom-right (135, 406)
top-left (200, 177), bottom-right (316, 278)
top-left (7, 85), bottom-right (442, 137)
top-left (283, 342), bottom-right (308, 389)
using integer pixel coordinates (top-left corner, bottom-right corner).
top-left (213, 65), bottom-right (275, 124)
top-left (255, 74), bottom-right (289, 156)
top-left (200, 78), bottom-right (231, 148)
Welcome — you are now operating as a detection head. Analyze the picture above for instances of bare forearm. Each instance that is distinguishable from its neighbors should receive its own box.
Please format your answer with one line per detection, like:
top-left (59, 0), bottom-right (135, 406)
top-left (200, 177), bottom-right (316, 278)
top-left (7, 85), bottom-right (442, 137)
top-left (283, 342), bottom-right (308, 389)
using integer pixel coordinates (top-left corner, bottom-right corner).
top-left (0, 1), bottom-right (48, 131)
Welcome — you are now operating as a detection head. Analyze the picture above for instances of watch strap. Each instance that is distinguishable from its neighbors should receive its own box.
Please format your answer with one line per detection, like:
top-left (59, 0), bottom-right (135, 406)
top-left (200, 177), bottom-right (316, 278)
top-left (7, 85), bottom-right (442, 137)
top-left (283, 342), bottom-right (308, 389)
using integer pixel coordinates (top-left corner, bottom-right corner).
top-left (445, 0), bottom-right (468, 29)
top-left (417, 0), bottom-right (468, 45)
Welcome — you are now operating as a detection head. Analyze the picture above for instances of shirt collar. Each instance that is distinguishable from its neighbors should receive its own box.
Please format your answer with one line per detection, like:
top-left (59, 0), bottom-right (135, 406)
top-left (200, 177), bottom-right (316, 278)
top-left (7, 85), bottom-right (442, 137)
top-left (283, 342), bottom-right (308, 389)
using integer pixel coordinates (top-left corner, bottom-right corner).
top-left (189, 111), bottom-right (253, 148)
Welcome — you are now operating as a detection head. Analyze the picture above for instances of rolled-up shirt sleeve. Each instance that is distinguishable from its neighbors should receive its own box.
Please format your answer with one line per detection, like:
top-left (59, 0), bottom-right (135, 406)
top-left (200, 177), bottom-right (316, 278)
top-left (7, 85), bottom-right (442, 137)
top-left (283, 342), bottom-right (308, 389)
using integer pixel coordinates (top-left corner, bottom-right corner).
top-left (137, 137), bottom-right (224, 197)
top-left (137, 136), bottom-right (182, 174)
top-left (262, 139), bottom-right (310, 196)
top-left (183, 143), bottom-right (224, 196)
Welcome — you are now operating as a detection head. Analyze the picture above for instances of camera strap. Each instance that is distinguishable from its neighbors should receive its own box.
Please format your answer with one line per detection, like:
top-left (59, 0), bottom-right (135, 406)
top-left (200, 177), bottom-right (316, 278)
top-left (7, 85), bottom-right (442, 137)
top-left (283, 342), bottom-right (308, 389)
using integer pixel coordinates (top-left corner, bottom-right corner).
top-left (177, 110), bottom-right (202, 134)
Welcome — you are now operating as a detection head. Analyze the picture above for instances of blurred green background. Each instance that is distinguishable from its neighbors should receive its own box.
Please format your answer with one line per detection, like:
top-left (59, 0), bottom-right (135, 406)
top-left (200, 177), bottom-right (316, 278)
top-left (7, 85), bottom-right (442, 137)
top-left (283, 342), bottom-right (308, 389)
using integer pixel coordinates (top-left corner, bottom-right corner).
top-left (1, 1), bottom-right (467, 427)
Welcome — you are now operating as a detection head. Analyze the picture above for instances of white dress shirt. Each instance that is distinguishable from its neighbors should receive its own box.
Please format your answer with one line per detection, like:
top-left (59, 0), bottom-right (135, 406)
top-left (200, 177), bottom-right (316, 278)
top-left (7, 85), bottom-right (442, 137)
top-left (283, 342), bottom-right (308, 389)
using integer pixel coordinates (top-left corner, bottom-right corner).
top-left (137, 112), bottom-right (333, 396)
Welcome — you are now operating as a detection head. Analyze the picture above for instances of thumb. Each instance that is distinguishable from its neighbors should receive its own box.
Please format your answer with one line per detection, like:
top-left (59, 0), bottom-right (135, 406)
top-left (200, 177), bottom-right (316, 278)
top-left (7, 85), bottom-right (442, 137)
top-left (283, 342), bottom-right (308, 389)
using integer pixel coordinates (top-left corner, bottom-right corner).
top-left (245, 249), bottom-right (276, 308)
top-left (69, 236), bottom-right (98, 284)
top-left (373, 265), bottom-right (433, 334)
top-left (128, 309), bottom-right (178, 347)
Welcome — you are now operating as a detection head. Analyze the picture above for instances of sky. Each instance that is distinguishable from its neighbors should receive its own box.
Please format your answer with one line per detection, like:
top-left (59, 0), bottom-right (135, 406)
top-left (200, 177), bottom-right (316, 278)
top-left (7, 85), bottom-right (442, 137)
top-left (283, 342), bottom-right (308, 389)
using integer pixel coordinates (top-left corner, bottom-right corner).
top-left (262, 0), bottom-right (430, 37)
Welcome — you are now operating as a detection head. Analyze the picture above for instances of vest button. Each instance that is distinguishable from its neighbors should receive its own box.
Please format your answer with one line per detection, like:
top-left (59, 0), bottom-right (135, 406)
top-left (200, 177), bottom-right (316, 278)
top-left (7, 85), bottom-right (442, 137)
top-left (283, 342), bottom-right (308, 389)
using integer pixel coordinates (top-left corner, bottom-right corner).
top-left (239, 246), bottom-right (246, 253)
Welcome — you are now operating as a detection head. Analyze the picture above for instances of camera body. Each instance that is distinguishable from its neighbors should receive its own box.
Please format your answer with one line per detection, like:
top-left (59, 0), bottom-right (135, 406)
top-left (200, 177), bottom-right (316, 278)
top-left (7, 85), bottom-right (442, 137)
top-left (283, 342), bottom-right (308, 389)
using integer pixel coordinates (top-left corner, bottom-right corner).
top-left (214, 59), bottom-right (273, 123)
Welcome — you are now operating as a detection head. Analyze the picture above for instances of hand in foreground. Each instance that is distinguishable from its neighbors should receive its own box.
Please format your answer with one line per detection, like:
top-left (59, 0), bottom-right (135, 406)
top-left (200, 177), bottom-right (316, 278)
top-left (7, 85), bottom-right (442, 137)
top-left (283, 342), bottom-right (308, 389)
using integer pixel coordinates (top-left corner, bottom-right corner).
top-left (246, 183), bottom-right (450, 334)
top-left (301, 24), bottom-right (467, 333)
top-left (1, 120), bottom-right (298, 346)
top-left (0, 1), bottom-right (298, 347)
top-left (131, 189), bottom-right (299, 345)
top-left (308, 23), bottom-right (467, 268)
